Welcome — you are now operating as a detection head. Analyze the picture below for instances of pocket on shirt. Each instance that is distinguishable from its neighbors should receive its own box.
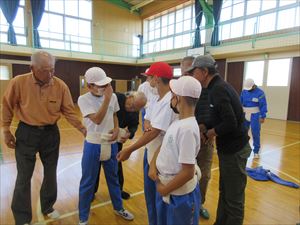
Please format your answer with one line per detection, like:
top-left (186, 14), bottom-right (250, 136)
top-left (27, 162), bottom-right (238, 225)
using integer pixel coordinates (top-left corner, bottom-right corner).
top-left (47, 98), bottom-right (61, 114)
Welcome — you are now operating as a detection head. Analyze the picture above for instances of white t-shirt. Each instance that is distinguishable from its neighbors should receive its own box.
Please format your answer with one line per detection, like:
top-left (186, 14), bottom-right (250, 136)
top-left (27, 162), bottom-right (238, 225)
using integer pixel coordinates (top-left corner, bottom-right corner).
top-left (156, 117), bottom-right (200, 176)
top-left (145, 91), bottom-right (178, 163)
top-left (138, 81), bottom-right (158, 109)
top-left (77, 92), bottom-right (119, 133)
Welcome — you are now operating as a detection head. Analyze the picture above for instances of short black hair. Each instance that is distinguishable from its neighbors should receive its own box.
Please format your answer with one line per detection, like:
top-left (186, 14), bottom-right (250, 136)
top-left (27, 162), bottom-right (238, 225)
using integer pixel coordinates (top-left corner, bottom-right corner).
top-left (184, 96), bottom-right (199, 107)
top-left (159, 77), bottom-right (171, 85)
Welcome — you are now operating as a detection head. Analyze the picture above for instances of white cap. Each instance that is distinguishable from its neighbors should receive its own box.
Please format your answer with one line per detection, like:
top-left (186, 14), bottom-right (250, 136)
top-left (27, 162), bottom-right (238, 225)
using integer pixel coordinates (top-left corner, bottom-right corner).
top-left (85, 67), bottom-right (112, 86)
top-left (170, 76), bottom-right (202, 98)
top-left (244, 78), bottom-right (255, 90)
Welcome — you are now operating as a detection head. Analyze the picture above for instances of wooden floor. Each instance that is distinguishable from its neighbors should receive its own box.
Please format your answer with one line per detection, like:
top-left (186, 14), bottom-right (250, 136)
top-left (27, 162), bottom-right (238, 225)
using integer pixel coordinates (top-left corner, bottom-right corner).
top-left (0, 107), bottom-right (299, 225)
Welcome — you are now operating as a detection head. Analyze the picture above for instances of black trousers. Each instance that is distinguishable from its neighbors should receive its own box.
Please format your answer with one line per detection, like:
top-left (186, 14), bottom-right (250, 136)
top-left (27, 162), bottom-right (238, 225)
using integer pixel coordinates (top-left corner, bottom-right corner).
top-left (11, 122), bottom-right (60, 225)
top-left (94, 142), bottom-right (124, 193)
top-left (214, 143), bottom-right (251, 225)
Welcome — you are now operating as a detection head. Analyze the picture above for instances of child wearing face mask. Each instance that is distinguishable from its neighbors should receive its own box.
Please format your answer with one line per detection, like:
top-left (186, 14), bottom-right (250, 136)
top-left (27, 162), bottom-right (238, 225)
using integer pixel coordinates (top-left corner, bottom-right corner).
top-left (117, 62), bottom-right (178, 225)
top-left (149, 75), bottom-right (202, 225)
top-left (77, 67), bottom-right (134, 225)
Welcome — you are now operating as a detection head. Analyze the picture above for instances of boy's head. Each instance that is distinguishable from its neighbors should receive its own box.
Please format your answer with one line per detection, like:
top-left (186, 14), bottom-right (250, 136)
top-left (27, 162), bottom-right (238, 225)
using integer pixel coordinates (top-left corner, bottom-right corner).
top-left (85, 67), bottom-right (112, 96)
top-left (144, 62), bottom-right (173, 91)
top-left (169, 76), bottom-right (202, 114)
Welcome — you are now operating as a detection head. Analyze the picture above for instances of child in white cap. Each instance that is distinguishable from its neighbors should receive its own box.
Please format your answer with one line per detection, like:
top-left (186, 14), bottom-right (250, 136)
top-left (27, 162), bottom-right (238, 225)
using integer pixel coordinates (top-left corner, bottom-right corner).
top-left (77, 67), bottom-right (134, 225)
top-left (149, 75), bottom-right (202, 225)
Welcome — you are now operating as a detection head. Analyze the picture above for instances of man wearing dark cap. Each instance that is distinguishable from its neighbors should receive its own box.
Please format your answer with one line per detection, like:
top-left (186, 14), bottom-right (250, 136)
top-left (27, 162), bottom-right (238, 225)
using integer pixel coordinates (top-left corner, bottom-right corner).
top-left (187, 55), bottom-right (251, 225)
top-left (117, 62), bottom-right (178, 225)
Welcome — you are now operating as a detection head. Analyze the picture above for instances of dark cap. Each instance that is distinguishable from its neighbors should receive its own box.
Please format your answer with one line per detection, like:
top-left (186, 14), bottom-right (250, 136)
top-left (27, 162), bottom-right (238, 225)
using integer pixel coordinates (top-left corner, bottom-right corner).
top-left (186, 55), bottom-right (216, 73)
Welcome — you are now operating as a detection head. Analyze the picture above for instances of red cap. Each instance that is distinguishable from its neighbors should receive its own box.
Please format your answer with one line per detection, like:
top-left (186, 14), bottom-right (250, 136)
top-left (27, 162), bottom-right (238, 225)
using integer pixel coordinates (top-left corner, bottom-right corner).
top-left (145, 62), bottom-right (173, 79)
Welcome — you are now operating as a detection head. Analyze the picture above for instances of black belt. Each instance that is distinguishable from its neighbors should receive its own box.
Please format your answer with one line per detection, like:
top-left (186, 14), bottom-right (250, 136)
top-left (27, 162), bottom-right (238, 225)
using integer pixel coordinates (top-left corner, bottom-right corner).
top-left (19, 121), bottom-right (57, 130)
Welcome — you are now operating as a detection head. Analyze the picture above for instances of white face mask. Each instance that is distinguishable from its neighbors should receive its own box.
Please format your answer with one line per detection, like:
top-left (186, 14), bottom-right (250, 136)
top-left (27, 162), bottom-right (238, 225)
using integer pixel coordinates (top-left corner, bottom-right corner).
top-left (95, 87), bottom-right (105, 96)
top-left (152, 87), bottom-right (158, 95)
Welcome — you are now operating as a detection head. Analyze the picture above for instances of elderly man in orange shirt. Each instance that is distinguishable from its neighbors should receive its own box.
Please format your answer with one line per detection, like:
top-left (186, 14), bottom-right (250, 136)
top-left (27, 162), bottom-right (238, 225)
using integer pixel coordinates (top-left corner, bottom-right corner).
top-left (1, 50), bottom-right (86, 225)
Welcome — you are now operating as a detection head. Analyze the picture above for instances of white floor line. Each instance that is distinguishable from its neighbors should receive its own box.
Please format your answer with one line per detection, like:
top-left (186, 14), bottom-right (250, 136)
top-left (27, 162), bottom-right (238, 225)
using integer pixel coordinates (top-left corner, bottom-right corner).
top-left (260, 141), bottom-right (300, 157)
top-left (36, 161), bottom-right (81, 223)
top-left (36, 190), bottom-right (145, 224)
top-left (251, 160), bottom-right (300, 184)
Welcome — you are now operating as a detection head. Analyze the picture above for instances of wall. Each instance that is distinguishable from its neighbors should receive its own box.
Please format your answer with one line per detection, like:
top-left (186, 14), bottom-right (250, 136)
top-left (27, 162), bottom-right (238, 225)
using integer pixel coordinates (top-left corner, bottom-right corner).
top-left (1, 54), bottom-right (147, 102)
top-left (226, 62), bottom-right (244, 95)
top-left (92, 1), bottom-right (142, 57)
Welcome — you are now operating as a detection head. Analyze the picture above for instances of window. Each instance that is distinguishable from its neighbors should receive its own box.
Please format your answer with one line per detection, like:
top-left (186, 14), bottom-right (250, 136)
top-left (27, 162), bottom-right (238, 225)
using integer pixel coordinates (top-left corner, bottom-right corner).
top-left (244, 61), bottom-right (264, 86)
top-left (0, 65), bottom-right (10, 80)
top-left (220, 0), bottom-right (299, 41)
top-left (132, 36), bottom-right (140, 57)
top-left (143, 3), bottom-right (205, 54)
top-left (0, 0), bottom-right (26, 45)
top-left (173, 68), bottom-right (181, 77)
top-left (39, 0), bottom-right (92, 52)
top-left (267, 58), bottom-right (291, 86)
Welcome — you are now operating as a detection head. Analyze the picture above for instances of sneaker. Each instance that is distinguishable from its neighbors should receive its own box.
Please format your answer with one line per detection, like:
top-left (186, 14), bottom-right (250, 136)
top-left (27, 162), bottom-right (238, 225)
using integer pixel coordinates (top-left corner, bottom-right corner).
top-left (199, 207), bottom-right (210, 219)
top-left (121, 191), bottom-right (131, 200)
top-left (114, 209), bottom-right (134, 221)
top-left (47, 209), bottom-right (60, 219)
top-left (79, 220), bottom-right (88, 225)
top-left (254, 153), bottom-right (260, 159)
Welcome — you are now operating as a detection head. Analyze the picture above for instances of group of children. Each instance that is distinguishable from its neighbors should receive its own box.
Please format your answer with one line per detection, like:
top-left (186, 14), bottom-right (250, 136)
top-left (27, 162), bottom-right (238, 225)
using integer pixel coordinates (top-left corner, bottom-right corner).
top-left (77, 62), bottom-right (203, 225)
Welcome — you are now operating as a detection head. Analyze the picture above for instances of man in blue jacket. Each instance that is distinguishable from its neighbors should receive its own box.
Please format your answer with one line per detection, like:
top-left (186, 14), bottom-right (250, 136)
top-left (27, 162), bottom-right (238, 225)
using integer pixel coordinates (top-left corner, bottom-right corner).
top-left (240, 78), bottom-right (268, 158)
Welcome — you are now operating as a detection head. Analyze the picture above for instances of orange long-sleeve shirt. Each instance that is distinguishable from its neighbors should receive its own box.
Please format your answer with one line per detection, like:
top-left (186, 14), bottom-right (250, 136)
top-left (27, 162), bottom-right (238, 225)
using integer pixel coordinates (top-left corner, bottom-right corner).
top-left (1, 72), bottom-right (84, 132)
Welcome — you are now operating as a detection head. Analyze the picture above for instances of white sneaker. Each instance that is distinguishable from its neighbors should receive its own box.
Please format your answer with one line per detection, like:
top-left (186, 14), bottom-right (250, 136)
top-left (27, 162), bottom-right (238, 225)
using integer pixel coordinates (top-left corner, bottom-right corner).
top-left (254, 153), bottom-right (260, 159)
top-left (79, 220), bottom-right (88, 225)
top-left (114, 209), bottom-right (134, 221)
top-left (47, 209), bottom-right (60, 219)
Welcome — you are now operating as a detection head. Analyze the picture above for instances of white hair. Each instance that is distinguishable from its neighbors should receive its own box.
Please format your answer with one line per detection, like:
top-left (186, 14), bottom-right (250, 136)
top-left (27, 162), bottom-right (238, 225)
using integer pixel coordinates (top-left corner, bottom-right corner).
top-left (31, 51), bottom-right (55, 68)
top-left (127, 91), bottom-right (147, 107)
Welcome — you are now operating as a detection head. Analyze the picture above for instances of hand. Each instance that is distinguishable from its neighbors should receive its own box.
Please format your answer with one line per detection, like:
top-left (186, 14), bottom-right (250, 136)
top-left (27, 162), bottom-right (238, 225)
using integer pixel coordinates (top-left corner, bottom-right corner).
top-left (109, 127), bottom-right (119, 141)
top-left (148, 163), bottom-right (158, 181)
top-left (156, 180), bottom-right (168, 196)
top-left (200, 132), bottom-right (208, 144)
top-left (119, 128), bottom-right (130, 143)
top-left (79, 127), bottom-right (87, 137)
top-left (116, 148), bottom-right (132, 161)
top-left (103, 84), bottom-right (113, 100)
top-left (206, 128), bottom-right (216, 139)
top-left (260, 118), bottom-right (265, 124)
top-left (3, 130), bottom-right (16, 149)
top-left (144, 120), bottom-right (152, 132)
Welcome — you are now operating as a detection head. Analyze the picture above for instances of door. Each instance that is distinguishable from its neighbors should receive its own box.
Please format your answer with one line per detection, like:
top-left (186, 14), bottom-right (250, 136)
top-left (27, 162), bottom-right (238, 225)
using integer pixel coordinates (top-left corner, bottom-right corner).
top-left (243, 58), bottom-right (292, 120)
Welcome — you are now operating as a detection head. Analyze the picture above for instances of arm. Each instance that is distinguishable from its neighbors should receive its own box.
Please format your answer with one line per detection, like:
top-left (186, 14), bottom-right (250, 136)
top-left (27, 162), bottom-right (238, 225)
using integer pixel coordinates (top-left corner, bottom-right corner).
top-left (211, 87), bottom-right (238, 137)
top-left (61, 84), bottom-right (86, 135)
top-left (1, 79), bottom-right (18, 148)
top-left (148, 145), bottom-right (161, 181)
top-left (258, 92), bottom-right (268, 120)
top-left (156, 164), bottom-right (195, 196)
top-left (108, 112), bottom-right (119, 141)
top-left (117, 127), bottom-right (161, 161)
top-left (87, 85), bottom-right (113, 125)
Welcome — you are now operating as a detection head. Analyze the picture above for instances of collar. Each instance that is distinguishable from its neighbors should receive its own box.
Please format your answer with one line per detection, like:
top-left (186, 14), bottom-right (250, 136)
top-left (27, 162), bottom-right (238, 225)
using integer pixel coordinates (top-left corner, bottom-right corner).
top-left (207, 74), bottom-right (221, 90)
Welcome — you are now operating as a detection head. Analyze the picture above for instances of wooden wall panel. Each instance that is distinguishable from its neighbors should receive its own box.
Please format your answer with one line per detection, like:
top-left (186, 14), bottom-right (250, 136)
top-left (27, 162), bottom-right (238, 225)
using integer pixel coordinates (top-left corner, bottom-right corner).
top-left (216, 59), bottom-right (226, 80)
top-left (226, 61), bottom-right (244, 95)
top-left (287, 57), bottom-right (300, 121)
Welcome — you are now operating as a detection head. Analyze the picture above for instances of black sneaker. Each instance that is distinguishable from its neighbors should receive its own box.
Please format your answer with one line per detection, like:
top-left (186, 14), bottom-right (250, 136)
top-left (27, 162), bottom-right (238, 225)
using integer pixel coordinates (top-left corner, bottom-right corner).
top-left (121, 191), bottom-right (130, 200)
